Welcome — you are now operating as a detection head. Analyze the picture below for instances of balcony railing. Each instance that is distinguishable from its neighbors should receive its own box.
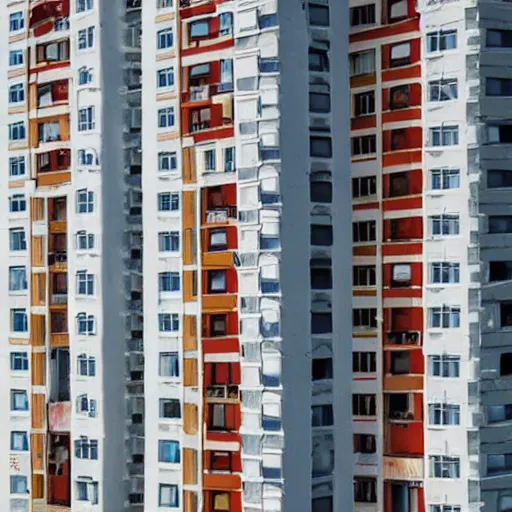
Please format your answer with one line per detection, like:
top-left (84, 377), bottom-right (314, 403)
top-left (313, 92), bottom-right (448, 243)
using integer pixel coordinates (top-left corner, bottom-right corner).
top-left (206, 206), bottom-right (237, 223)
top-left (206, 385), bottom-right (239, 400)
top-left (189, 85), bottom-right (209, 101)
top-left (51, 293), bottom-right (67, 305)
top-left (48, 251), bottom-right (67, 266)
top-left (191, 121), bottom-right (210, 132)
top-left (386, 331), bottom-right (421, 346)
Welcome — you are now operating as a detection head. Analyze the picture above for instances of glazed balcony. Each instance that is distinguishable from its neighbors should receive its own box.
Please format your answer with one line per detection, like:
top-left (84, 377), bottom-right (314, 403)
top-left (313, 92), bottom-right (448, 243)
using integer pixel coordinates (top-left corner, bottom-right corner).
top-left (47, 433), bottom-right (71, 507)
top-left (36, 80), bottom-right (69, 109)
top-left (201, 184), bottom-right (237, 225)
top-left (182, 60), bottom-right (234, 104)
top-left (30, 0), bottom-right (70, 37)
top-left (181, 12), bottom-right (233, 54)
top-left (385, 330), bottom-right (421, 348)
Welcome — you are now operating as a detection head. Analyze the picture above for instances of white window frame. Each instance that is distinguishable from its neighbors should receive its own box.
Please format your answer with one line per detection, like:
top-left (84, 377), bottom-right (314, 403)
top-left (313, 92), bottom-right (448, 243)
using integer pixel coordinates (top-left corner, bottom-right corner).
top-left (427, 30), bottom-right (457, 53)
top-left (10, 228), bottom-right (27, 251)
top-left (157, 67), bottom-right (174, 88)
top-left (158, 231), bottom-right (180, 252)
top-left (77, 354), bottom-right (96, 376)
top-left (429, 306), bottom-right (461, 329)
top-left (158, 151), bottom-right (177, 172)
top-left (430, 214), bottom-right (460, 236)
top-left (9, 194), bottom-right (26, 213)
top-left (76, 189), bottom-right (95, 214)
top-left (9, 12), bottom-right (24, 32)
top-left (76, 478), bottom-right (99, 504)
top-left (429, 262), bottom-right (460, 284)
top-left (428, 403), bottom-right (460, 425)
top-left (78, 107), bottom-right (95, 131)
top-left (77, 313), bottom-right (96, 336)
top-left (429, 355), bottom-right (460, 377)
top-left (78, 26), bottom-right (95, 51)
top-left (428, 79), bottom-right (458, 102)
top-left (9, 122), bottom-right (26, 141)
top-left (158, 313), bottom-right (180, 332)
top-left (429, 125), bottom-right (459, 146)
top-left (77, 0), bottom-right (94, 12)
top-left (9, 83), bottom-right (25, 104)
top-left (430, 168), bottom-right (460, 190)
top-left (157, 28), bottom-right (174, 50)
top-left (76, 271), bottom-right (95, 296)
top-left (159, 352), bottom-right (179, 378)
top-left (76, 231), bottom-right (95, 250)
top-left (159, 272), bottom-right (180, 293)
top-left (430, 455), bottom-right (460, 479)
top-left (158, 107), bottom-right (175, 129)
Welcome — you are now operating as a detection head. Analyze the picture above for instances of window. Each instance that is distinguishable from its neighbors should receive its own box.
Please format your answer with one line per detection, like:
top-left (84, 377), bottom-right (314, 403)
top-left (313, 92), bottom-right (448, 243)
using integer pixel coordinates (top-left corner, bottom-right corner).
top-left (207, 229), bottom-right (227, 251)
top-left (204, 149), bottom-right (216, 171)
top-left (389, 84), bottom-right (409, 109)
top-left (312, 358), bottom-right (333, 380)
top-left (353, 308), bottom-right (377, 329)
top-left (78, 67), bottom-right (93, 85)
top-left (311, 313), bottom-right (332, 334)
top-left (157, 67), bottom-right (174, 88)
top-left (353, 394), bottom-right (377, 416)
top-left (259, 13), bottom-right (278, 29)
top-left (190, 20), bottom-right (209, 38)
top-left (309, 4), bottom-right (329, 26)
top-left (311, 267), bottom-right (332, 289)
top-left (430, 214), bottom-right (460, 235)
top-left (390, 42), bottom-right (410, 67)
top-left (159, 352), bottom-right (179, 378)
top-left (488, 454), bottom-right (512, 475)
top-left (76, 189), bottom-right (95, 213)
top-left (259, 57), bottom-right (279, 73)
top-left (428, 79), bottom-right (458, 101)
top-left (11, 309), bottom-right (27, 333)
top-left (309, 92), bottom-right (331, 113)
top-left (427, 30), bottom-right (457, 52)
top-left (78, 107), bottom-right (95, 131)
top-left (354, 91), bottom-right (375, 116)
top-left (430, 168), bottom-right (460, 189)
top-left (36, 41), bottom-right (70, 63)
top-left (350, 4), bottom-right (376, 26)
top-left (223, 147), bottom-right (235, 172)
top-left (158, 0), bottom-right (173, 6)
top-left (388, 0), bottom-right (407, 20)
top-left (9, 84), bottom-right (24, 104)
top-left (76, 271), bottom-right (95, 296)
top-left (353, 221), bottom-right (376, 242)
top-left (208, 403), bottom-right (237, 430)
top-left (490, 261), bottom-right (512, 281)
top-left (219, 12), bottom-right (233, 35)
top-left (429, 262), bottom-right (460, 284)
top-left (353, 265), bottom-right (376, 286)
top-left (430, 455), bottom-right (460, 478)
top-left (38, 121), bottom-right (60, 143)
top-left (77, 0), bottom-right (94, 12)
top-left (9, 50), bottom-right (23, 66)
top-left (311, 225), bottom-right (333, 246)
top-left (429, 306), bottom-right (461, 328)
top-left (352, 135), bottom-right (376, 155)
top-left (488, 170), bottom-right (512, 188)
top-left (310, 136), bottom-right (332, 157)
top-left (353, 352), bottom-right (377, 373)
top-left (311, 404), bottom-right (333, 426)
top-left (78, 27), bottom-right (95, 50)
top-left (9, 267), bottom-right (27, 292)
top-left (10, 475), bottom-right (27, 494)
top-left (159, 313), bottom-right (179, 332)
top-left (9, 194), bottom-right (26, 213)
top-left (78, 149), bottom-right (98, 166)
top-left (159, 152), bottom-right (177, 172)
top-left (74, 437), bottom-right (99, 459)
top-left (430, 507), bottom-right (461, 512)
top-left (9, 157), bottom-right (25, 177)
top-left (10, 352), bottom-right (28, 371)
top-left (76, 231), bottom-right (95, 250)
top-left (77, 394), bottom-right (97, 417)
top-left (429, 403), bottom-right (460, 425)
top-left (9, 122), bottom-right (26, 141)
top-left (489, 216), bottom-right (512, 234)
top-left (501, 352), bottom-right (512, 375)
top-left (158, 231), bottom-right (180, 252)
top-left (389, 172), bottom-right (409, 197)
top-left (350, 50), bottom-right (376, 76)
top-left (158, 107), bottom-right (175, 128)
top-left (11, 390), bottom-right (28, 411)
top-left (158, 29), bottom-right (174, 49)
top-left (76, 479), bottom-right (99, 504)
top-left (487, 77), bottom-right (512, 97)
top-left (9, 12), bottom-right (24, 32)
top-left (487, 29), bottom-right (512, 48)
top-left (11, 431), bottom-right (28, 451)
top-left (487, 404), bottom-right (512, 423)
top-left (310, 176), bottom-right (332, 203)
top-left (352, 176), bottom-right (377, 198)
top-left (208, 270), bottom-right (227, 293)
top-left (159, 440), bottom-right (180, 463)
top-left (77, 313), bottom-right (96, 335)
top-left (390, 351), bottom-right (410, 374)
top-left (159, 272), bottom-right (180, 292)
top-left (159, 484), bottom-right (179, 507)
top-left (9, 228), bottom-right (26, 251)
top-left (160, 398), bottom-right (181, 419)
top-left (354, 478), bottom-right (377, 503)
top-left (488, 125), bottom-right (512, 144)
top-left (77, 354), bottom-right (96, 376)
top-left (209, 315), bottom-right (227, 336)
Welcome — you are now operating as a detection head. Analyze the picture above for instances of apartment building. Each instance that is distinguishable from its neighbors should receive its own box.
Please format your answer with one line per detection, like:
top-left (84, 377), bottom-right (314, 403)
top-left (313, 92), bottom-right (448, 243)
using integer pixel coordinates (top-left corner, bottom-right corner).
top-left (0, 0), bottom-right (143, 510)
top-left (349, 0), bottom-right (512, 511)
top-left (141, 0), bottom-right (352, 511)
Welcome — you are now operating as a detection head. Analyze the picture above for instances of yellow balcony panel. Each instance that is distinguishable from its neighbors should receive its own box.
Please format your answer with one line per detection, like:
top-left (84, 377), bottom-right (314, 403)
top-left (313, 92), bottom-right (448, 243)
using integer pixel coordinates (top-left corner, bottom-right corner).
top-left (49, 220), bottom-right (67, 234)
top-left (37, 171), bottom-right (71, 187)
top-left (202, 251), bottom-right (233, 268)
top-left (383, 374), bottom-right (423, 392)
top-left (202, 294), bottom-right (237, 312)
top-left (383, 456), bottom-right (424, 481)
top-left (50, 333), bottom-right (69, 348)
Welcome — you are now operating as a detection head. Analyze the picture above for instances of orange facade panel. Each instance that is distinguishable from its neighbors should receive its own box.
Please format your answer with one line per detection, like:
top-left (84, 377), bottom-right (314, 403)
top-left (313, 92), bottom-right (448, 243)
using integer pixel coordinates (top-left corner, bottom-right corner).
top-left (183, 448), bottom-right (198, 485)
top-left (31, 273), bottom-right (46, 306)
top-left (384, 374), bottom-right (423, 392)
top-left (383, 456), bottom-right (424, 481)
top-left (382, 65), bottom-right (421, 83)
top-left (183, 147), bottom-right (196, 183)
top-left (50, 333), bottom-right (69, 348)
top-left (382, 108), bottom-right (421, 124)
top-left (202, 294), bottom-right (237, 312)
top-left (350, 73), bottom-right (376, 89)
top-left (183, 271), bottom-right (197, 303)
top-left (31, 433), bottom-right (45, 471)
top-left (31, 315), bottom-right (46, 346)
top-left (31, 197), bottom-right (44, 221)
top-left (351, 115), bottom-right (377, 131)
top-left (183, 358), bottom-right (198, 387)
top-left (202, 251), bottom-right (233, 268)
top-left (32, 352), bottom-right (46, 386)
top-left (183, 315), bottom-right (197, 351)
top-left (31, 236), bottom-right (44, 267)
top-left (31, 393), bottom-right (45, 429)
top-left (203, 473), bottom-right (242, 491)
top-left (183, 228), bottom-right (195, 265)
top-left (184, 491), bottom-right (198, 512)
top-left (37, 171), bottom-right (71, 187)
top-left (353, 245), bottom-right (377, 256)
top-left (183, 191), bottom-right (195, 230)
top-left (32, 473), bottom-right (44, 499)
top-left (184, 403), bottom-right (198, 435)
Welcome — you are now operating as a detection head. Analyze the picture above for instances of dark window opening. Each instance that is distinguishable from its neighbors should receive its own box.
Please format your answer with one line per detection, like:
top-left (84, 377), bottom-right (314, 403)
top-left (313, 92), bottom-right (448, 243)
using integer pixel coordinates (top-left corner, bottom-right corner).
top-left (501, 353), bottom-right (512, 376)
top-left (312, 358), bottom-right (333, 380)
top-left (389, 85), bottom-right (410, 110)
top-left (490, 261), bottom-right (512, 281)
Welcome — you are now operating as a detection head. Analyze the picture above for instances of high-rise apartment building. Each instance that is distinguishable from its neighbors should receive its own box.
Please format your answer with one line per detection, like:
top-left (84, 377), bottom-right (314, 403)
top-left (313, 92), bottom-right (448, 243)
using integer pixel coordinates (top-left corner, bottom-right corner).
top-left (349, 0), bottom-right (512, 511)
top-left (0, 0), bottom-right (353, 511)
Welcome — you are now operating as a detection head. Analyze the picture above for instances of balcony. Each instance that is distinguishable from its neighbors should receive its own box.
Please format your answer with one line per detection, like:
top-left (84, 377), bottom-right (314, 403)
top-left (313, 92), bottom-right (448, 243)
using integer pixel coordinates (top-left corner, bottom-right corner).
top-left (385, 331), bottom-right (421, 348)
top-left (190, 85), bottom-right (210, 102)
top-left (38, 149), bottom-right (71, 174)
top-left (206, 385), bottom-right (239, 402)
top-left (35, 39), bottom-right (70, 67)
top-left (47, 433), bottom-right (70, 508)
top-left (30, 0), bottom-right (70, 32)
top-left (49, 250), bottom-right (67, 268)
top-left (383, 456), bottom-right (424, 481)
top-left (37, 80), bottom-right (69, 108)
top-left (206, 207), bottom-right (237, 224)
top-left (48, 401), bottom-right (71, 432)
